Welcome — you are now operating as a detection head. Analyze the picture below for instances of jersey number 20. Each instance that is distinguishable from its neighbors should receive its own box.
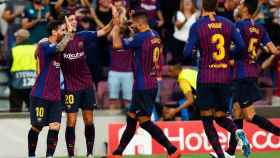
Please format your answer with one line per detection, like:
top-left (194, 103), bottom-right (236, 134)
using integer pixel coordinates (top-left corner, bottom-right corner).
top-left (211, 34), bottom-right (225, 61)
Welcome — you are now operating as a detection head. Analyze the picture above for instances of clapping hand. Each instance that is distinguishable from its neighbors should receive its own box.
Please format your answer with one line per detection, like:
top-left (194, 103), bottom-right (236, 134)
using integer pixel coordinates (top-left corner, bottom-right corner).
top-left (65, 16), bottom-right (74, 33)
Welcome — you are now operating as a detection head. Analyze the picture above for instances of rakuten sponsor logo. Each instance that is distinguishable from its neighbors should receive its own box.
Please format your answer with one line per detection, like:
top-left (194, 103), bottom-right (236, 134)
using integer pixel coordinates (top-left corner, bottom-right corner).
top-left (63, 52), bottom-right (85, 60)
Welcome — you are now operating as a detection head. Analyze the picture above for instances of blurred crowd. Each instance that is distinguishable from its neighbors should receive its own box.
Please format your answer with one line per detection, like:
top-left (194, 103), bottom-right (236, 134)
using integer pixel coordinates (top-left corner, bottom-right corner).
top-left (0, 0), bottom-right (279, 121)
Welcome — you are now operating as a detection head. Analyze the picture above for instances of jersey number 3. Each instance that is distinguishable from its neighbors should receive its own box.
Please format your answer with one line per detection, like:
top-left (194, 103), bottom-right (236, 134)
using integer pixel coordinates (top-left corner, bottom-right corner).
top-left (211, 34), bottom-right (225, 61)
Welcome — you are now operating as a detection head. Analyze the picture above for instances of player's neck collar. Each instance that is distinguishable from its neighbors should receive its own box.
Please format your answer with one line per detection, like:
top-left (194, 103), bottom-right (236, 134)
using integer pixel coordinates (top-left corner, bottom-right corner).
top-left (203, 12), bottom-right (216, 21)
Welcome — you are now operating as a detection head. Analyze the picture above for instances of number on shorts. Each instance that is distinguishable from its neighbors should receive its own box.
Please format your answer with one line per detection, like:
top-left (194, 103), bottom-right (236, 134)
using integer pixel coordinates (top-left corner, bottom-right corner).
top-left (65, 94), bottom-right (74, 105)
top-left (36, 107), bottom-right (44, 117)
top-left (211, 34), bottom-right (226, 61)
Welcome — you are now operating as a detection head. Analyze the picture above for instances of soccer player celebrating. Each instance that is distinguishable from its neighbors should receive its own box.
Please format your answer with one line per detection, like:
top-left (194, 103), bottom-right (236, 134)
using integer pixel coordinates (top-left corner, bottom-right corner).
top-left (28, 19), bottom-right (72, 158)
top-left (226, 0), bottom-right (280, 157)
top-left (109, 11), bottom-right (180, 158)
top-left (61, 13), bottom-right (113, 158)
top-left (183, 0), bottom-right (250, 158)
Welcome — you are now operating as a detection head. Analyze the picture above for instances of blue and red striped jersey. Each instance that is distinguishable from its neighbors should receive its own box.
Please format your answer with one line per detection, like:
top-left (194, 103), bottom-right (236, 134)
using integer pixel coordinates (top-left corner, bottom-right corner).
top-left (61, 31), bottom-right (96, 92)
top-left (233, 19), bottom-right (271, 79)
top-left (123, 29), bottom-right (162, 90)
top-left (184, 15), bottom-right (246, 84)
top-left (31, 41), bottom-right (61, 101)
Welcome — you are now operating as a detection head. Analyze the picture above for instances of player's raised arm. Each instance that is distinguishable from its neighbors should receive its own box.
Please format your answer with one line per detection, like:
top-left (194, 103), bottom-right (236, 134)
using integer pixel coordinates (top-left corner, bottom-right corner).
top-left (56, 16), bottom-right (74, 52)
top-left (183, 23), bottom-right (198, 57)
top-left (97, 20), bottom-right (113, 37)
top-left (112, 25), bottom-right (123, 49)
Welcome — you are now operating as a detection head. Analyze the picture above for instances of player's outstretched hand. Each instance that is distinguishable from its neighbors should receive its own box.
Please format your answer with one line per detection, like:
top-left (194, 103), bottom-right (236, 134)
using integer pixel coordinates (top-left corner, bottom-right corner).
top-left (110, 4), bottom-right (119, 18)
top-left (65, 16), bottom-right (74, 33)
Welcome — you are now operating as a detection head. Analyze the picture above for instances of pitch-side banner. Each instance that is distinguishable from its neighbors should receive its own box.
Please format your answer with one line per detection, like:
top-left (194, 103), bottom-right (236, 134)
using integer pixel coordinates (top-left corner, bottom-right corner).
top-left (108, 119), bottom-right (280, 155)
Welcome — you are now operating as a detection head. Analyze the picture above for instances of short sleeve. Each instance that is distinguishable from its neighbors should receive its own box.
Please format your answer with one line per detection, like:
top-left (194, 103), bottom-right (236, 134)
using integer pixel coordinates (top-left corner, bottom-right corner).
top-left (77, 31), bottom-right (97, 41)
top-left (231, 22), bottom-right (246, 58)
top-left (260, 26), bottom-right (271, 46)
top-left (183, 22), bottom-right (199, 57)
top-left (40, 42), bottom-right (56, 56)
top-left (178, 80), bottom-right (192, 94)
top-left (123, 34), bottom-right (141, 49)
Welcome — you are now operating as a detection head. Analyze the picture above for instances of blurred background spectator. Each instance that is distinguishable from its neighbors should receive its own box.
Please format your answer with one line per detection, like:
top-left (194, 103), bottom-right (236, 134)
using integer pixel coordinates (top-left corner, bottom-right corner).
top-left (9, 29), bottom-right (36, 112)
top-left (21, 0), bottom-right (52, 44)
top-left (168, 0), bottom-right (199, 65)
top-left (2, 0), bottom-right (24, 66)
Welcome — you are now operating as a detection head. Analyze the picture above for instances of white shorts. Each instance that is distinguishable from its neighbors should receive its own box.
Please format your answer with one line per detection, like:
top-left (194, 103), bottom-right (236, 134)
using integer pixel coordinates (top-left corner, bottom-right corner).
top-left (108, 71), bottom-right (134, 101)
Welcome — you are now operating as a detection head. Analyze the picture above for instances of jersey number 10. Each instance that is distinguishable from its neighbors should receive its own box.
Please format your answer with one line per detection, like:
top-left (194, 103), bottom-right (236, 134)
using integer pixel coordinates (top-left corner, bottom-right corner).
top-left (36, 107), bottom-right (44, 118)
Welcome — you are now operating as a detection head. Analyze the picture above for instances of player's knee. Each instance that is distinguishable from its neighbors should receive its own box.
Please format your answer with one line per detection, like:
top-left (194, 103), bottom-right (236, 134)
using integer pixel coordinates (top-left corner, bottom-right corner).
top-left (83, 113), bottom-right (93, 124)
top-left (49, 122), bottom-right (61, 130)
top-left (31, 125), bottom-right (43, 132)
top-left (232, 103), bottom-right (243, 119)
top-left (67, 117), bottom-right (77, 127)
top-left (84, 118), bottom-right (93, 125)
top-left (243, 106), bottom-right (256, 121)
top-left (244, 111), bottom-right (255, 121)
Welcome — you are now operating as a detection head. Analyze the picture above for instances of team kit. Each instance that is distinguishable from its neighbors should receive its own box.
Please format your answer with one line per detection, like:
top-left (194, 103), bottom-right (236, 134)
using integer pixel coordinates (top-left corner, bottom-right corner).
top-left (27, 0), bottom-right (280, 158)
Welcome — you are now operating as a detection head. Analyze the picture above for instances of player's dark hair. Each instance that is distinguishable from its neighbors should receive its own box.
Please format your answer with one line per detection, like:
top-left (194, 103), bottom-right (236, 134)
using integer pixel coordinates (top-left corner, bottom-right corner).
top-left (131, 10), bottom-right (148, 22)
top-left (57, 11), bottom-right (72, 22)
top-left (244, 0), bottom-right (258, 15)
top-left (202, 0), bottom-right (218, 12)
top-left (47, 20), bottom-right (64, 35)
